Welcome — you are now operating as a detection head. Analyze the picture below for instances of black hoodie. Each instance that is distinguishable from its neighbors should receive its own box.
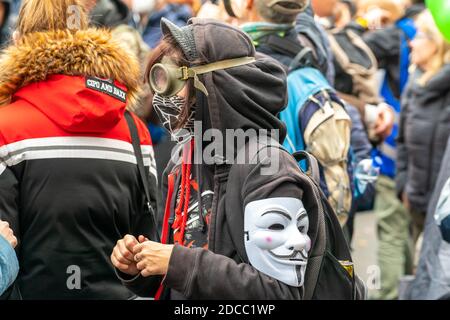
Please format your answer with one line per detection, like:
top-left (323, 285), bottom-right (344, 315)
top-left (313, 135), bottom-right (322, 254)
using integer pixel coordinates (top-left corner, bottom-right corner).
top-left (119, 19), bottom-right (320, 300)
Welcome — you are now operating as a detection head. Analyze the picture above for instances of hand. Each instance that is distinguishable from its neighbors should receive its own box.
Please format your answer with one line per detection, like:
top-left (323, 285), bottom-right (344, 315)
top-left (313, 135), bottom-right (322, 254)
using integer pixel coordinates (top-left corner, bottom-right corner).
top-left (374, 103), bottom-right (395, 140)
top-left (111, 235), bottom-right (141, 276)
top-left (133, 240), bottom-right (174, 277)
top-left (0, 220), bottom-right (17, 248)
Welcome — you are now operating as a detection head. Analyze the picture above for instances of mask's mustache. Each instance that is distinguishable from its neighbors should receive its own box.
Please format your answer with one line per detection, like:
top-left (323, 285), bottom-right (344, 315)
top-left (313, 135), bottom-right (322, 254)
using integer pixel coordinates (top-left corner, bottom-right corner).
top-left (269, 249), bottom-right (308, 260)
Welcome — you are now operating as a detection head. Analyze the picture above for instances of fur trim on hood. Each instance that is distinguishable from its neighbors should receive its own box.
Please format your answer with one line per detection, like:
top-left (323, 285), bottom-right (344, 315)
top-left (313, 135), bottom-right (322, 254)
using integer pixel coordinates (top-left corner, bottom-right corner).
top-left (0, 28), bottom-right (142, 109)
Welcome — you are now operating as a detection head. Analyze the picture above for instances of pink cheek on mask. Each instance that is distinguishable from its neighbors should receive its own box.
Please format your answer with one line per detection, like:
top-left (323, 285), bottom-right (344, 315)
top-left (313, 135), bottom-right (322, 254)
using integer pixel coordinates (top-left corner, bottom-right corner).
top-left (306, 238), bottom-right (312, 252)
top-left (266, 236), bottom-right (273, 243)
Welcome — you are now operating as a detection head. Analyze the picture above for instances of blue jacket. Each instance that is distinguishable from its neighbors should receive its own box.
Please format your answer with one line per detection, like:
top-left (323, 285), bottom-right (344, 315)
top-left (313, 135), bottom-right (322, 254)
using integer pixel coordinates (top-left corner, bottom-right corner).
top-left (0, 235), bottom-right (19, 295)
top-left (280, 67), bottom-right (333, 155)
top-left (370, 18), bottom-right (417, 178)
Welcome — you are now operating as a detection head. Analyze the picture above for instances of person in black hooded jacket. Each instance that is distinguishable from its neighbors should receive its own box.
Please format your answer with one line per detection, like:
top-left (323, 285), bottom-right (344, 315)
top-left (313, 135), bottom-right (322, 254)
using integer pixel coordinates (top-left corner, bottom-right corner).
top-left (112, 18), bottom-right (318, 300)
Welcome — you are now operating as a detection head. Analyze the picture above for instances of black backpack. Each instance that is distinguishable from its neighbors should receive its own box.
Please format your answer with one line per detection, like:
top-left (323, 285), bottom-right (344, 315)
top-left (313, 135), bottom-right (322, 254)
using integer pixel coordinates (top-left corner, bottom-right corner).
top-left (293, 151), bottom-right (366, 300)
top-left (226, 138), bottom-right (366, 300)
top-left (327, 26), bottom-right (380, 106)
top-left (262, 33), bottom-right (325, 74)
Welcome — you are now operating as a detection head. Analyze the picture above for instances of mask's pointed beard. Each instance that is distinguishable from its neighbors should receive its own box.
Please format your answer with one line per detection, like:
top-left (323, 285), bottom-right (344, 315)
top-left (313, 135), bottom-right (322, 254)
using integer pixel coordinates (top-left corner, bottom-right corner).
top-left (152, 94), bottom-right (196, 144)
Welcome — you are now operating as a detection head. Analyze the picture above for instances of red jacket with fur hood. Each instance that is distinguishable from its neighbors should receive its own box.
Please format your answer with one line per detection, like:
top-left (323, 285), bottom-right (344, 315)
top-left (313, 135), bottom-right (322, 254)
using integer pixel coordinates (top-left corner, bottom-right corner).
top-left (0, 28), bottom-right (158, 299)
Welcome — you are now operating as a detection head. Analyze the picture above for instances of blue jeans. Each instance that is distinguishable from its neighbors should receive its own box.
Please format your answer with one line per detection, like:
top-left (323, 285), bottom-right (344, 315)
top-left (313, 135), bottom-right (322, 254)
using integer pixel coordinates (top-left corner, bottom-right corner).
top-left (0, 235), bottom-right (19, 295)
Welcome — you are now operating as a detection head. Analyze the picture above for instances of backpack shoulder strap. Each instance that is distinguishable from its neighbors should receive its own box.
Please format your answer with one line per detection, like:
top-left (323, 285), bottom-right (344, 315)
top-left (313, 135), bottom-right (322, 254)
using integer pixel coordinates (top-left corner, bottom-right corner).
top-left (266, 34), bottom-right (303, 57)
top-left (328, 29), bottom-right (378, 76)
top-left (265, 34), bottom-right (320, 72)
top-left (125, 111), bottom-right (160, 241)
top-left (292, 151), bottom-right (321, 185)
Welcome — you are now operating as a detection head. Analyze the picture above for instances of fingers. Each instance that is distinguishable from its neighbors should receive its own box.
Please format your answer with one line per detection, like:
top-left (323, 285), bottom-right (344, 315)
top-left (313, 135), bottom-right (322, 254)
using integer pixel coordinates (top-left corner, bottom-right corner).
top-left (134, 251), bottom-right (143, 263)
top-left (135, 250), bottom-right (155, 276)
top-left (141, 268), bottom-right (153, 278)
top-left (10, 235), bottom-right (18, 249)
top-left (375, 123), bottom-right (393, 139)
top-left (114, 239), bottom-right (134, 265)
top-left (0, 220), bottom-right (10, 236)
top-left (124, 235), bottom-right (139, 251)
top-left (111, 252), bottom-right (131, 271)
top-left (111, 240), bottom-right (140, 277)
top-left (132, 240), bottom-right (158, 255)
top-left (374, 122), bottom-right (388, 136)
top-left (112, 237), bottom-right (169, 278)
top-left (0, 221), bottom-right (18, 248)
top-left (134, 248), bottom-right (152, 264)
top-left (134, 244), bottom-right (174, 277)
top-left (0, 220), bottom-right (9, 228)
top-left (374, 107), bottom-right (394, 138)
top-left (133, 241), bottom-right (146, 255)
top-left (112, 247), bottom-right (131, 266)
top-left (136, 253), bottom-right (156, 278)
top-left (136, 259), bottom-right (147, 271)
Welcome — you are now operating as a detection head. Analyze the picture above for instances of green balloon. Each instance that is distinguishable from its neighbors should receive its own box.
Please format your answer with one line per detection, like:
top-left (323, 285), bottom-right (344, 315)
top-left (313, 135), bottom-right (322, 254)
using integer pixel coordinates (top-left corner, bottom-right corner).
top-left (427, 0), bottom-right (450, 42)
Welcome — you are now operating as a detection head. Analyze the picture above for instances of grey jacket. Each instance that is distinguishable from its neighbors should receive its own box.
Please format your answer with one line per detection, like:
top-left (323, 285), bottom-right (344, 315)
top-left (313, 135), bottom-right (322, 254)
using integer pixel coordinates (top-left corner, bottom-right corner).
top-left (406, 136), bottom-right (450, 299)
top-left (396, 65), bottom-right (450, 213)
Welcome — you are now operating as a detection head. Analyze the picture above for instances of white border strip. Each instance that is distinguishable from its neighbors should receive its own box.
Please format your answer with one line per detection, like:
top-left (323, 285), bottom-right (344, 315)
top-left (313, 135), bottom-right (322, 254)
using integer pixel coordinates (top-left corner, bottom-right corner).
top-left (0, 137), bottom-right (157, 178)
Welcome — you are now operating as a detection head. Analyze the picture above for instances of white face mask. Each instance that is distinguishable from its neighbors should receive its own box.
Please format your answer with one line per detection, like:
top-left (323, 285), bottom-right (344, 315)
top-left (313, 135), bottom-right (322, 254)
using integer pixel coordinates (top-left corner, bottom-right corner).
top-left (132, 0), bottom-right (156, 14)
top-left (244, 198), bottom-right (311, 287)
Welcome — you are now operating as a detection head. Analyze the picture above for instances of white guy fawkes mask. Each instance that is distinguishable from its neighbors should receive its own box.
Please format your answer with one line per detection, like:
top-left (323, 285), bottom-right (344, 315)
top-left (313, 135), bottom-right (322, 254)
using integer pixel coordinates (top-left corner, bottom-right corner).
top-left (244, 197), bottom-right (311, 287)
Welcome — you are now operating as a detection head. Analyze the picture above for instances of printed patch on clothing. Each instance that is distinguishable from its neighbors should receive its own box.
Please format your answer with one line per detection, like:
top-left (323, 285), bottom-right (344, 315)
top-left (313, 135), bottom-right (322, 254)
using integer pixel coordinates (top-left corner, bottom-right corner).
top-left (85, 77), bottom-right (127, 102)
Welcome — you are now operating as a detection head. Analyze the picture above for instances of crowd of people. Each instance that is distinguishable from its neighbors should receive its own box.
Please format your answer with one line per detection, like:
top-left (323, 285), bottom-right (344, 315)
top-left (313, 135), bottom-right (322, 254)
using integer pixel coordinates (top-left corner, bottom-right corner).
top-left (0, 0), bottom-right (449, 300)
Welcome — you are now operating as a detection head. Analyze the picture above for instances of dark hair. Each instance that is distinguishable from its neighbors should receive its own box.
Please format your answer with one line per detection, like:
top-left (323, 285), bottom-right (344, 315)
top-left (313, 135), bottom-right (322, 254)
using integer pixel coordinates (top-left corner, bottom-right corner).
top-left (145, 35), bottom-right (196, 130)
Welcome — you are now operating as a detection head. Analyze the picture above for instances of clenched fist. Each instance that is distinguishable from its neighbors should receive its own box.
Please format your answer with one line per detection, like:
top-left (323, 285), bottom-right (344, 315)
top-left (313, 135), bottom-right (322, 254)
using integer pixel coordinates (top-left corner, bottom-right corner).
top-left (0, 220), bottom-right (17, 248)
top-left (111, 235), bottom-right (141, 276)
top-left (133, 240), bottom-right (174, 277)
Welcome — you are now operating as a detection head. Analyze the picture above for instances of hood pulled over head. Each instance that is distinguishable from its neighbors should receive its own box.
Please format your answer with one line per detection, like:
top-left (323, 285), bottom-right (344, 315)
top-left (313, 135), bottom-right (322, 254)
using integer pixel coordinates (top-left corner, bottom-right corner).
top-left (160, 18), bottom-right (288, 142)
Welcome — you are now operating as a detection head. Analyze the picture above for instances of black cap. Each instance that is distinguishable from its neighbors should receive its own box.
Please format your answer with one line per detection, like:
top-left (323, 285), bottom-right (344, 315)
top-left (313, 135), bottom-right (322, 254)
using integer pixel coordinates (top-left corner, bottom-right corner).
top-left (161, 18), bottom-right (198, 61)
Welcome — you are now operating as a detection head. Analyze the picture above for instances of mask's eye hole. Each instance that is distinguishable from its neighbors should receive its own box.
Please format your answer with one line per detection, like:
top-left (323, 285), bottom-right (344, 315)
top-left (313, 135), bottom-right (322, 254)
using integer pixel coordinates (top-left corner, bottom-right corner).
top-left (298, 226), bottom-right (305, 233)
top-left (268, 223), bottom-right (285, 231)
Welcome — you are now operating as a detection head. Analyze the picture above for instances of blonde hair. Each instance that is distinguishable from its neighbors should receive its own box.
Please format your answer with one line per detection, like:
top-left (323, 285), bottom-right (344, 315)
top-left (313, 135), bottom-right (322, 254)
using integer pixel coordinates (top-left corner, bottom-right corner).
top-left (415, 10), bottom-right (450, 85)
top-left (17, 0), bottom-right (89, 35)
